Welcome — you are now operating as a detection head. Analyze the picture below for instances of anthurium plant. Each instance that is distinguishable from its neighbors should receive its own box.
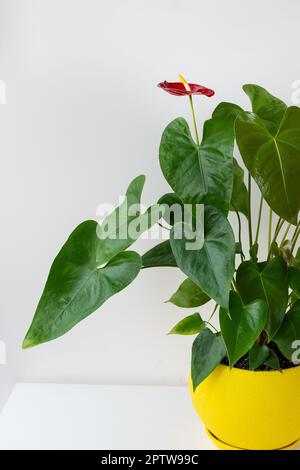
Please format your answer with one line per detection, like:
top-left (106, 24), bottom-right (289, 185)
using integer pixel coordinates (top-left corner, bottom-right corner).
top-left (23, 76), bottom-right (300, 391)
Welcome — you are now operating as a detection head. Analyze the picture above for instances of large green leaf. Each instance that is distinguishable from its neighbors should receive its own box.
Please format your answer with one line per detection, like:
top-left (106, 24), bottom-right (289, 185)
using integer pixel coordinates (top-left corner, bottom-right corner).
top-left (274, 300), bottom-right (300, 360)
top-left (167, 278), bottom-right (210, 308)
top-left (230, 158), bottom-right (249, 218)
top-left (191, 328), bottom-right (226, 390)
top-left (243, 84), bottom-right (287, 135)
top-left (236, 106), bottom-right (300, 223)
top-left (170, 206), bottom-right (235, 309)
top-left (142, 240), bottom-right (177, 268)
top-left (96, 175), bottom-right (162, 265)
top-left (23, 221), bottom-right (141, 348)
top-left (159, 115), bottom-right (235, 215)
top-left (168, 313), bottom-right (205, 335)
top-left (236, 257), bottom-right (288, 339)
top-left (220, 291), bottom-right (268, 367)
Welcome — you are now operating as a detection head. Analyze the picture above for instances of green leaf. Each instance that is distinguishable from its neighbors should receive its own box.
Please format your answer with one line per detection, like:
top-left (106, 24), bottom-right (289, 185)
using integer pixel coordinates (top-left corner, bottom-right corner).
top-left (236, 257), bottom-right (288, 340)
top-left (220, 291), bottom-right (268, 367)
top-left (243, 84), bottom-right (287, 135)
top-left (288, 266), bottom-right (300, 298)
top-left (170, 206), bottom-right (235, 309)
top-left (236, 106), bottom-right (300, 223)
top-left (274, 300), bottom-right (300, 360)
top-left (249, 343), bottom-right (270, 370)
top-left (96, 175), bottom-right (163, 265)
top-left (168, 278), bottom-right (210, 308)
top-left (212, 102), bottom-right (243, 123)
top-left (191, 329), bottom-right (226, 390)
top-left (23, 221), bottom-right (141, 348)
top-left (159, 115), bottom-right (235, 215)
top-left (157, 193), bottom-right (183, 226)
top-left (169, 313), bottom-right (205, 335)
top-left (142, 240), bottom-right (177, 268)
top-left (230, 158), bottom-right (249, 218)
top-left (264, 350), bottom-right (281, 371)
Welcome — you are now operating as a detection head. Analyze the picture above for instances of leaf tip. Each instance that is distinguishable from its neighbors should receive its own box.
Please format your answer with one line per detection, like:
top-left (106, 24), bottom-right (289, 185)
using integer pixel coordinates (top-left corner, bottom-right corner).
top-left (22, 338), bottom-right (34, 349)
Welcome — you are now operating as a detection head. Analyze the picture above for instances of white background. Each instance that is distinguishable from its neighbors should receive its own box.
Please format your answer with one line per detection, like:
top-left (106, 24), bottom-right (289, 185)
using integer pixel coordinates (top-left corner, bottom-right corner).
top-left (1, 0), bottom-right (300, 392)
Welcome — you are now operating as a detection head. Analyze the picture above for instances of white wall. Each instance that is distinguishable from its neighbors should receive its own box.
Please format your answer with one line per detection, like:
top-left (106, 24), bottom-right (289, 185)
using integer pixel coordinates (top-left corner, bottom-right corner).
top-left (1, 0), bottom-right (299, 386)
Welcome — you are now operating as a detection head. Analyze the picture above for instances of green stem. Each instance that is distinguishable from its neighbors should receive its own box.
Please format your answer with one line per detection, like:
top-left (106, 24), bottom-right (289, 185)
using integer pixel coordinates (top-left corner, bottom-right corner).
top-left (291, 222), bottom-right (300, 245)
top-left (292, 225), bottom-right (300, 252)
top-left (208, 303), bottom-right (218, 322)
top-left (280, 223), bottom-right (291, 247)
top-left (267, 217), bottom-right (284, 260)
top-left (189, 95), bottom-right (200, 145)
top-left (232, 203), bottom-right (244, 262)
top-left (254, 196), bottom-right (263, 245)
top-left (206, 321), bottom-right (218, 334)
top-left (248, 173), bottom-right (253, 248)
top-left (268, 208), bottom-right (273, 252)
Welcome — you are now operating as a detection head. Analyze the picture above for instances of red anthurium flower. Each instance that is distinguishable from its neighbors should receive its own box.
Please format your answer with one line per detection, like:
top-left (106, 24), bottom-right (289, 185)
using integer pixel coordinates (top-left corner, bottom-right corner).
top-left (158, 80), bottom-right (215, 97)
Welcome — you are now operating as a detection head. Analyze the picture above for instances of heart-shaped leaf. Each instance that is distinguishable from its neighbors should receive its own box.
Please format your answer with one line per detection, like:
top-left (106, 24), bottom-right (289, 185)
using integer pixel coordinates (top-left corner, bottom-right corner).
top-left (274, 300), bottom-right (300, 360)
top-left (142, 240), bottom-right (177, 268)
top-left (159, 114), bottom-right (235, 215)
top-left (236, 257), bottom-right (288, 340)
top-left (169, 313), bottom-right (205, 336)
top-left (170, 206), bottom-right (235, 309)
top-left (236, 106), bottom-right (300, 223)
top-left (191, 328), bottom-right (226, 390)
top-left (167, 278), bottom-right (210, 308)
top-left (220, 291), bottom-right (268, 367)
top-left (23, 221), bottom-right (141, 348)
top-left (243, 84), bottom-right (287, 135)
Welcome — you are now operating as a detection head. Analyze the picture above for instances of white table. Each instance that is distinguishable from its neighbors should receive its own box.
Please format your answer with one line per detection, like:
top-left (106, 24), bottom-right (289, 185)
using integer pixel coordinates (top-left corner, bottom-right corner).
top-left (0, 383), bottom-right (216, 450)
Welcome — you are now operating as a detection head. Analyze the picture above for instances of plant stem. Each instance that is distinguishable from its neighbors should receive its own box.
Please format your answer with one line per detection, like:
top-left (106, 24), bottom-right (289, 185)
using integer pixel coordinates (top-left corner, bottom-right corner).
top-left (206, 321), bottom-right (218, 334)
top-left (188, 95), bottom-right (200, 145)
top-left (208, 303), bottom-right (218, 322)
top-left (247, 173), bottom-right (253, 248)
top-left (268, 208), bottom-right (273, 251)
top-left (291, 222), bottom-right (300, 247)
top-left (292, 224), bottom-right (300, 252)
top-left (158, 222), bottom-right (171, 231)
top-left (280, 223), bottom-right (291, 247)
top-left (232, 203), bottom-right (244, 262)
top-left (267, 217), bottom-right (284, 260)
top-left (254, 195), bottom-right (263, 245)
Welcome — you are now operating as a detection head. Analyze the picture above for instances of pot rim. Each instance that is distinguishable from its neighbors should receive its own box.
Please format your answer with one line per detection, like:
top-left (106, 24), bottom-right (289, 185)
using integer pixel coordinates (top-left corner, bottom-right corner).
top-left (217, 362), bottom-right (300, 376)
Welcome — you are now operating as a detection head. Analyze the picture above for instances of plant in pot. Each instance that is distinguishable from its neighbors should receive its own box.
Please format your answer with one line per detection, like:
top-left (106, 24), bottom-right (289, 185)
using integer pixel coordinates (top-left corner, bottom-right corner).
top-left (23, 76), bottom-right (300, 450)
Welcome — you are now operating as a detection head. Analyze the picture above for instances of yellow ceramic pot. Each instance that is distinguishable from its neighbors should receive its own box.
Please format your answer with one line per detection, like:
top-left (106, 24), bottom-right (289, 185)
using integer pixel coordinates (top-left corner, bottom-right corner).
top-left (190, 364), bottom-right (300, 450)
